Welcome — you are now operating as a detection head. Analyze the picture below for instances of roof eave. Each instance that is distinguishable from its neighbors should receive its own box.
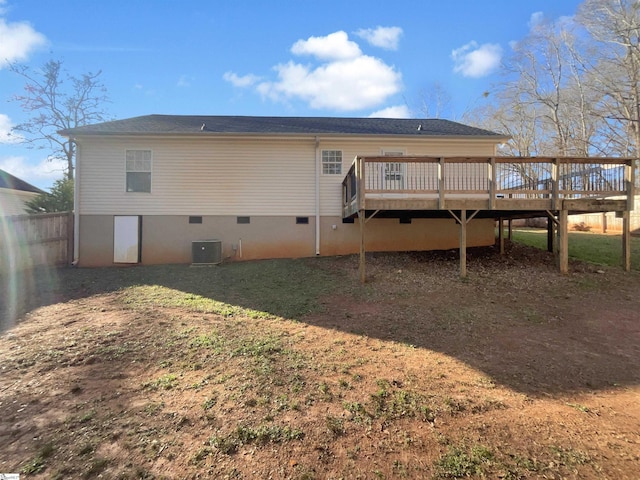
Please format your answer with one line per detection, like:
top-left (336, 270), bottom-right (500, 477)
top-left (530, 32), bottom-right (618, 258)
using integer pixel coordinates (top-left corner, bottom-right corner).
top-left (61, 130), bottom-right (509, 142)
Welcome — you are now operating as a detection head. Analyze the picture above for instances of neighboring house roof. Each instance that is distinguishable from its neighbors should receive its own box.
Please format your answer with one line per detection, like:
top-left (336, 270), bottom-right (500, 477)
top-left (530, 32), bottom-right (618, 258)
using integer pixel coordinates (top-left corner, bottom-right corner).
top-left (60, 114), bottom-right (508, 139)
top-left (0, 169), bottom-right (43, 194)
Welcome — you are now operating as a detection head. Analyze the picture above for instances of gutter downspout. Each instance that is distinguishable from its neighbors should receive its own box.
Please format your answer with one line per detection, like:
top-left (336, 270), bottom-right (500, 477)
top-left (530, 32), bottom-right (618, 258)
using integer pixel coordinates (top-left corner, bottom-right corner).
top-left (315, 136), bottom-right (320, 255)
top-left (73, 138), bottom-right (80, 265)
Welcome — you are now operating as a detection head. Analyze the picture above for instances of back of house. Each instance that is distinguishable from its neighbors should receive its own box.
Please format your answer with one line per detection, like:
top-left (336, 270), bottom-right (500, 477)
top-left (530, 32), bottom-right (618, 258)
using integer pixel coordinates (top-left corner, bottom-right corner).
top-left (60, 115), bottom-right (507, 267)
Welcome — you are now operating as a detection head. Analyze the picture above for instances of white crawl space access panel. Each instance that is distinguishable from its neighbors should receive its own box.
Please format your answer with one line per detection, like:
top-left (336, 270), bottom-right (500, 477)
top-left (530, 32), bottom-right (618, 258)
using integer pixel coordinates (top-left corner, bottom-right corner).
top-left (113, 215), bottom-right (141, 263)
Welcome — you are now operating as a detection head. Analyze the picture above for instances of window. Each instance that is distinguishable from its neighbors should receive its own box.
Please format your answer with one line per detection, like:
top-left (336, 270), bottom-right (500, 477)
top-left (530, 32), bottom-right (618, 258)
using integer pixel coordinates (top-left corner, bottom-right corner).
top-left (126, 150), bottom-right (152, 192)
top-left (237, 216), bottom-right (250, 224)
top-left (296, 217), bottom-right (309, 224)
top-left (189, 216), bottom-right (202, 224)
top-left (382, 150), bottom-right (405, 186)
top-left (322, 150), bottom-right (342, 175)
top-left (385, 162), bottom-right (404, 181)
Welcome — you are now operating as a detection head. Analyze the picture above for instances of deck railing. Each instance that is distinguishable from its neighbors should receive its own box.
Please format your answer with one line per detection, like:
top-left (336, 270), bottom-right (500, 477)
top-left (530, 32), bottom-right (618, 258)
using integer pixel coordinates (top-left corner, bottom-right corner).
top-left (342, 156), bottom-right (634, 217)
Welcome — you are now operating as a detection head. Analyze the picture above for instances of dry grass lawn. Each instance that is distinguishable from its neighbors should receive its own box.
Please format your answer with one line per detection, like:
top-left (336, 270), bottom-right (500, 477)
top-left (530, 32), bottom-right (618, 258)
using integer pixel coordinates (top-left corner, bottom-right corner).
top-left (1, 242), bottom-right (639, 479)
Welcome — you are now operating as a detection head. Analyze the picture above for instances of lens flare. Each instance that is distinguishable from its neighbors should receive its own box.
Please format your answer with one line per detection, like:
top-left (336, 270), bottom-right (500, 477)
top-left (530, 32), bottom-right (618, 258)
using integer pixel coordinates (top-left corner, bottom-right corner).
top-left (1, 212), bottom-right (60, 332)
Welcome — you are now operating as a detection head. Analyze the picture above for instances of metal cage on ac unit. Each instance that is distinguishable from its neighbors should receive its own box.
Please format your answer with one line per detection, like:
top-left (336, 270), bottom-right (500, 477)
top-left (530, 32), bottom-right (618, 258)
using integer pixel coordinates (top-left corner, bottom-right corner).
top-left (191, 240), bottom-right (222, 265)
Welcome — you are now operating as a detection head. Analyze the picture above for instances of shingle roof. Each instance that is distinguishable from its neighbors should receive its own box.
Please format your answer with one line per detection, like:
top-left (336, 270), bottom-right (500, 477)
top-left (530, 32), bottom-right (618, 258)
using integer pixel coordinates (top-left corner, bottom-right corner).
top-left (60, 114), bottom-right (507, 138)
top-left (0, 169), bottom-right (44, 194)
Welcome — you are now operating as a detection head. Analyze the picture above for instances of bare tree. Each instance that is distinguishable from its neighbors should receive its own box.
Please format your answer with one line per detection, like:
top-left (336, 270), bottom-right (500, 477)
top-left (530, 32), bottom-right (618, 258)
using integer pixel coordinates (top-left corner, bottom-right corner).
top-left (575, 0), bottom-right (640, 190)
top-left (464, 90), bottom-right (550, 192)
top-left (412, 82), bottom-right (454, 118)
top-left (558, 27), bottom-right (606, 156)
top-left (469, 11), bottom-right (614, 156)
top-left (578, 0), bottom-right (640, 159)
top-left (10, 60), bottom-right (109, 180)
top-left (464, 1), bottom-right (640, 194)
top-left (465, 90), bottom-right (542, 156)
top-left (504, 17), bottom-right (597, 157)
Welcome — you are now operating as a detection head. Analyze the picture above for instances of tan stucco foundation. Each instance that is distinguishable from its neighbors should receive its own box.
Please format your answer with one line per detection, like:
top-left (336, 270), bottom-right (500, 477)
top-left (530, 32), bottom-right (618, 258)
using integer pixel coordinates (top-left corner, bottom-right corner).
top-left (77, 215), bottom-right (495, 267)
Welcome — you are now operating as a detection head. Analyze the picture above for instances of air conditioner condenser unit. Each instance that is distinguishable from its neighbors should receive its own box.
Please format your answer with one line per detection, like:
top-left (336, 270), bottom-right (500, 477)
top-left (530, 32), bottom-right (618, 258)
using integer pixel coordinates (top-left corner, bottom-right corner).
top-left (192, 240), bottom-right (222, 265)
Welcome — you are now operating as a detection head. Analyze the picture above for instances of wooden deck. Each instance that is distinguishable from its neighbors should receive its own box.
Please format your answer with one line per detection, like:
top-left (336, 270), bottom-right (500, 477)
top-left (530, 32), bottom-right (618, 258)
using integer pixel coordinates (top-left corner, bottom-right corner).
top-left (341, 156), bottom-right (635, 281)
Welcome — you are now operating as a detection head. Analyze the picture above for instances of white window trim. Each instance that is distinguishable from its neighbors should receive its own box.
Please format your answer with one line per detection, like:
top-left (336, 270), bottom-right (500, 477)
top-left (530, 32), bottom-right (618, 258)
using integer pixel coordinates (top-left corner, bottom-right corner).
top-left (125, 149), bottom-right (153, 193)
top-left (321, 149), bottom-right (343, 175)
top-left (381, 148), bottom-right (406, 156)
top-left (381, 148), bottom-right (406, 189)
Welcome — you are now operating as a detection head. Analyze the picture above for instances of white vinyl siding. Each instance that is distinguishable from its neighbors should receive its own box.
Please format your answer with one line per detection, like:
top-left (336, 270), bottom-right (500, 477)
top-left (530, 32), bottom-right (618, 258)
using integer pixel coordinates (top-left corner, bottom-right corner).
top-left (78, 137), bottom-right (316, 216)
top-left (77, 135), bottom-right (500, 217)
top-left (0, 189), bottom-right (39, 216)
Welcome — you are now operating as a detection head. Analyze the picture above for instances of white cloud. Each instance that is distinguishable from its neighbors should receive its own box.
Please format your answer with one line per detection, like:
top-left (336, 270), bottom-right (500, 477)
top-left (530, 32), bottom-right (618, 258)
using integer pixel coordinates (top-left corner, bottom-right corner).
top-left (528, 11), bottom-right (544, 28)
top-left (257, 55), bottom-right (401, 111)
top-left (132, 83), bottom-right (158, 96)
top-left (223, 71), bottom-right (261, 88)
top-left (227, 30), bottom-right (402, 112)
top-left (291, 31), bottom-right (361, 60)
top-left (355, 26), bottom-right (403, 51)
top-left (451, 41), bottom-right (503, 78)
top-left (0, 155), bottom-right (66, 188)
top-left (0, 114), bottom-right (23, 144)
top-left (368, 105), bottom-right (411, 118)
top-left (0, 17), bottom-right (47, 68)
top-left (177, 75), bottom-right (192, 87)
top-left (556, 15), bottom-right (576, 30)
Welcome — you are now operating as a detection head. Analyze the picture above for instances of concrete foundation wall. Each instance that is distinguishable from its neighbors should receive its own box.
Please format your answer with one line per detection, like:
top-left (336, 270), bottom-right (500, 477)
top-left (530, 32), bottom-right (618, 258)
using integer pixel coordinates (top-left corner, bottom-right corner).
top-left (319, 217), bottom-right (495, 256)
top-left (78, 214), bottom-right (496, 267)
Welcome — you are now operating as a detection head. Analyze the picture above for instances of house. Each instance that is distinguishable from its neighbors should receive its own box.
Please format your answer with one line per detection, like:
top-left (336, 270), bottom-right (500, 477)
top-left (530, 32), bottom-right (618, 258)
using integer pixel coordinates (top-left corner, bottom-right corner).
top-left (60, 115), bottom-right (510, 267)
top-left (0, 169), bottom-right (43, 216)
top-left (60, 115), bottom-right (634, 275)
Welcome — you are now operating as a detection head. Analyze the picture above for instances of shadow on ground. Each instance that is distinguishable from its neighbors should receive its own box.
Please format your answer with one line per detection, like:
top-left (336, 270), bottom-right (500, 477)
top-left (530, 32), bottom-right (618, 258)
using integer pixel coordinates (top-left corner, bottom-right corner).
top-left (3, 243), bottom-right (640, 397)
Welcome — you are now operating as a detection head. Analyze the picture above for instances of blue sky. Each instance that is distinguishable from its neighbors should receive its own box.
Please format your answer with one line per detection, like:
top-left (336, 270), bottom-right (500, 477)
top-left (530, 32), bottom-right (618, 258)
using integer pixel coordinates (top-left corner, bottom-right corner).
top-left (0, 0), bottom-right (582, 190)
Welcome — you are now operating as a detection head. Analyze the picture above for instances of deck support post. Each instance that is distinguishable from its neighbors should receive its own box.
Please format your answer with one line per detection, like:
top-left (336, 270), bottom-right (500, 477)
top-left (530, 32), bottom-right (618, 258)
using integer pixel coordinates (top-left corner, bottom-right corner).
top-left (448, 209), bottom-right (479, 278)
top-left (622, 157), bottom-right (634, 272)
top-left (551, 158), bottom-right (559, 210)
top-left (459, 210), bottom-right (467, 278)
top-left (438, 157), bottom-right (446, 210)
top-left (359, 209), bottom-right (366, 283)
top-left (545, 211), bottom-right (559, 254)
top-left (498, 217), bottom-right (505, 255)
top-left (559, 209), bottom-right (569, 274)
top-left (365, 210), bottom-right (380, 224)
top-left (623, 210), bottom-right (631, 272)
top-left (547, 217), bottom-right (555, 253)
top-left (356, 156), bottom-right (366, 284)
top-left (488, 157), bottom-right (496, 210)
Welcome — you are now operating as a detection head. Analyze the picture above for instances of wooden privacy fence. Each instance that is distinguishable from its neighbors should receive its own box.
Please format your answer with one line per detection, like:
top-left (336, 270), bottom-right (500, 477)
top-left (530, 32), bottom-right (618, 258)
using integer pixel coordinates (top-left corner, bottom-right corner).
top-left (568, 196), bottom-right (640, 233)
top-left (0, 212), bottom-right (73, 272)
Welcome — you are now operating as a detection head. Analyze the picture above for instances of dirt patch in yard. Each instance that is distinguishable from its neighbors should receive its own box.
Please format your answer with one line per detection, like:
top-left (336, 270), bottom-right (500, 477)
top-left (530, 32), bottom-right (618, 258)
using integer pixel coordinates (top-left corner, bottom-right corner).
top-left (1, 242), bottom-right (639, 479)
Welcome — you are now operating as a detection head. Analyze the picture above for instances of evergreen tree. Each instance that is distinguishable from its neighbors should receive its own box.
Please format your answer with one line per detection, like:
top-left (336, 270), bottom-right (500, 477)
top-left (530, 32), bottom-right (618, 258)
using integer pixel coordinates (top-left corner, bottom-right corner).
top-left (25, 178), bottom-right (74, 213)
